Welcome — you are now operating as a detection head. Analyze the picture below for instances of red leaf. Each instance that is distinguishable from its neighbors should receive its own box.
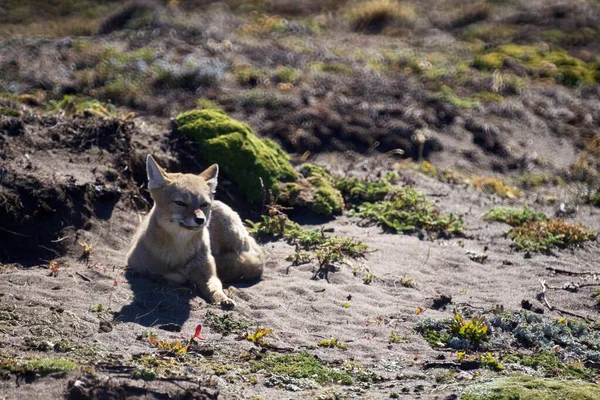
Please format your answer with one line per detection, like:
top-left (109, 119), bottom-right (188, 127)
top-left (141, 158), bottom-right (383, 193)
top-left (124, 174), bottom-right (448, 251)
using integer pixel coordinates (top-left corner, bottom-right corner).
top-left (113, 280), bottom-right (118, 286)
top-left (192, 324), bottom-right (206, 341)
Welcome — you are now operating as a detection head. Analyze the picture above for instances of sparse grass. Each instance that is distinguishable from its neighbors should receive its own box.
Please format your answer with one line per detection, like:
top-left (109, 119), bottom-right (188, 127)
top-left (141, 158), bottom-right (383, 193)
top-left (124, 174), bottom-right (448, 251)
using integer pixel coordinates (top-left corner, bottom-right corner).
top-left (514, 173), bottom-right (564, 189)
top-left (45, 95), bottom-right (118, 119)
top-left (508, 219), bottom-right (596, 252)
top-left (484, 207), bottom-right (548, 227)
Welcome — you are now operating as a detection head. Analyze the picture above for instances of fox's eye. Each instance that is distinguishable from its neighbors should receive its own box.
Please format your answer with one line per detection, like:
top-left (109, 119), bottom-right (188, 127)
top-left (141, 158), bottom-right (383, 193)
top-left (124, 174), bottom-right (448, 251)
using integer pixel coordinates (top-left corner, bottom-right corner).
top-left (174, 200), bottom-right (186, 207)
top-left (200, 202), bottom-right (209, 208)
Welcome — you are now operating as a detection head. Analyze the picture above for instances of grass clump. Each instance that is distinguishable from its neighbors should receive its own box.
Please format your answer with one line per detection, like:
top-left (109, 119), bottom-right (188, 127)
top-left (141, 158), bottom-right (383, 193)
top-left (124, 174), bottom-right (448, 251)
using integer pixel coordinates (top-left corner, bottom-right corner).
top-left (0, 357), bottom-right (78, 375)
top-left (344, 0), bottom-right (417, 34)
top-left (438, 85), bottom-right (479, 109)
top-left (484, 207), bottom-right (548, 227)
top-left (462, 376), bottom-right (600, 400)
top-left (274, 66), bottom-right (299, 83)
top-left (350, 186), bottom-right (464, 235)
top-left (473, 44), bottom-right (599, 86)
top-left (336, 172), bottom-right (398, 204)
top-left (508, 219), bottom-right (595, 252)
top-left (176, 109), bottom-right (297, 203)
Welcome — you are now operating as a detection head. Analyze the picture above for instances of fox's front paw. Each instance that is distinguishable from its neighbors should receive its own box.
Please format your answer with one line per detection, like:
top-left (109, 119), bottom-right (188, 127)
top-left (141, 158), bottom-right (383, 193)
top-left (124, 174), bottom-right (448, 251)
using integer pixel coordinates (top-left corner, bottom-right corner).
top-left (214, 293), bottom-right (236, 309)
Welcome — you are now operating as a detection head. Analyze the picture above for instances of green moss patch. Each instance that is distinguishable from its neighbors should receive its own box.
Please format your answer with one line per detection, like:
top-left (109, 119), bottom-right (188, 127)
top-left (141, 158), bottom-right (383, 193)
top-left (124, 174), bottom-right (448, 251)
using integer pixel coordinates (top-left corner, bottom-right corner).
top-left (462, 376), bottom-right (600, 400)
top-left (474, 44), bottom-right (598, 86)
top-left (249, 351), bottom-right (379, 390)
top-left (0, 357), bottom-right (78, 375)
top-left (277, 163), bottom-right (345, 217)
top-left (175, 109), bottom-right (297, 203)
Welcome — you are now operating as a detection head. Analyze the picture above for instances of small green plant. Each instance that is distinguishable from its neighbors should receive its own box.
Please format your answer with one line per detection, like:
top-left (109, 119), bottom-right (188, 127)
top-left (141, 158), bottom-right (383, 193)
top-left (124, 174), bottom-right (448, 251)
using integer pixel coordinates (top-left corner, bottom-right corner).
top-left (449, 314), bottom-right (489, 347)
top-left (480, 352), bottom-right (504, 371)
top-left (351, 187), bottom-right (464, 235)
top-left (204, 311), bottom-right (251, 335)
top-left (318, 337), bottom-right (347, 349)
top-left (484, 207), bottom-right (548, 227)
top-left (246, 327), bottom-right (273, 346)
top-left (362, 271), bottom-right (375, 284)
top-left (90, 304), bottom-right (104, 313)
top-left (509, 219), bottom-right (596, 252)
top-left (388, 332), bottom-right (406, 344)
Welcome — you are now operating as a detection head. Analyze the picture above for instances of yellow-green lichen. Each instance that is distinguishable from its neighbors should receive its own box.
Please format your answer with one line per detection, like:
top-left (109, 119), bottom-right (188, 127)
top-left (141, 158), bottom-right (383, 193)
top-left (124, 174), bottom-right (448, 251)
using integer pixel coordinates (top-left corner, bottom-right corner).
top-left (176, 109), bottom-right (297, 203)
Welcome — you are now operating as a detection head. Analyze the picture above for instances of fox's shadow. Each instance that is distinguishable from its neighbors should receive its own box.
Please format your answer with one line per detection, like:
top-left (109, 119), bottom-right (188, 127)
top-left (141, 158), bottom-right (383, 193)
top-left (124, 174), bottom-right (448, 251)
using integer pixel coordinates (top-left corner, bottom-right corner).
top-left (116, 270), bottom-right (195, 328)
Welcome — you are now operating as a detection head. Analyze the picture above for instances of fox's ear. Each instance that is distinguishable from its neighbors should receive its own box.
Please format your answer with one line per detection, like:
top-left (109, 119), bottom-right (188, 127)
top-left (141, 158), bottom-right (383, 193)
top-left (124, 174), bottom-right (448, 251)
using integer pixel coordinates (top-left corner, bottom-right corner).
top-left (199, 164), bottom-right (218, 194)
top-left (146, 155), bottom-right (169, 189)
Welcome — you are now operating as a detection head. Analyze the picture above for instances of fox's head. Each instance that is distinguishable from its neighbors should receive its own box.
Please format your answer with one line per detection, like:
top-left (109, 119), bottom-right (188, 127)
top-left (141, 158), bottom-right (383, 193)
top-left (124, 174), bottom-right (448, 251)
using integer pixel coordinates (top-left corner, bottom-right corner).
top-left (145, 155), bottom-right (218, 233)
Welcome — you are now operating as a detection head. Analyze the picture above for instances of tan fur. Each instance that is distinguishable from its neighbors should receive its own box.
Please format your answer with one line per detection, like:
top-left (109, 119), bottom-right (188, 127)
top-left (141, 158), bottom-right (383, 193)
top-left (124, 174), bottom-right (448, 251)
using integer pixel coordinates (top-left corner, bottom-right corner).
top-left (126, 155), bottom-right (264, 307)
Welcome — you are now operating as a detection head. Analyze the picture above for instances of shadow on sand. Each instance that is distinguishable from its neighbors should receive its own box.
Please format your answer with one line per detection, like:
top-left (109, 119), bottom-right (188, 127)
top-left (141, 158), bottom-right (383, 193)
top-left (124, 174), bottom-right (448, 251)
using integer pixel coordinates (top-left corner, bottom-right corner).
top-left (116, 270), bottom-right (261, 328)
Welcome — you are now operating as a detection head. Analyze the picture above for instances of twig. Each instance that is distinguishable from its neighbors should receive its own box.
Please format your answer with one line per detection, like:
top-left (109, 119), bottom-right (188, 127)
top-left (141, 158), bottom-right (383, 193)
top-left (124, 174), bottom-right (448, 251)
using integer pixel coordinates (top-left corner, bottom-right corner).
top-left (546, 267), bottom-right (599, 276)
top-left (76, 271), bottom-right (92, 282)
top-left (539, 279), bottom-right (596, 321)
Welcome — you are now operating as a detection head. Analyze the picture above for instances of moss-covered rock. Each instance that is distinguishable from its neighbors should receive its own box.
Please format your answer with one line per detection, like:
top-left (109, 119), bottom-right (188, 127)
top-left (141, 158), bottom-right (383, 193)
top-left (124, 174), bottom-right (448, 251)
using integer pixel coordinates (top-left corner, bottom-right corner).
top-left (279, 164), bottom-right (344, 217)
top-left (462, 376), bottom-right (600, 400)
top-left (175, 109), bottom-right (297, 203)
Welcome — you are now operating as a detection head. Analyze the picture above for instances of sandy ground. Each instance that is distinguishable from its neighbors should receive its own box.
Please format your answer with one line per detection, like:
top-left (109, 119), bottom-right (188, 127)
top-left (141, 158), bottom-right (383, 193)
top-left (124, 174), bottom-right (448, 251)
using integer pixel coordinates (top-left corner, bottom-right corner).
top-left (1, 112), bottom-right (599, 399)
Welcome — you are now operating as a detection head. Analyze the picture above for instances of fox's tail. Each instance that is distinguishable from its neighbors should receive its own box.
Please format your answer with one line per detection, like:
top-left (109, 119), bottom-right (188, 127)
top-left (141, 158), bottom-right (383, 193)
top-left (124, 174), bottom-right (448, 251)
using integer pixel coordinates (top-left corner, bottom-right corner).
top-left (215, 243), bottom-right (264, 283)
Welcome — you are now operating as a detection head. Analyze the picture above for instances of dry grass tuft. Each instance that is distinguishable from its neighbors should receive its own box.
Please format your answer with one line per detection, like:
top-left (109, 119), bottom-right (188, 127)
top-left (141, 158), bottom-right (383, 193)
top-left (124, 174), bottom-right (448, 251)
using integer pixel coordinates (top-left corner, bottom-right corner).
top-left (344, 0), bottom-right (417, 34)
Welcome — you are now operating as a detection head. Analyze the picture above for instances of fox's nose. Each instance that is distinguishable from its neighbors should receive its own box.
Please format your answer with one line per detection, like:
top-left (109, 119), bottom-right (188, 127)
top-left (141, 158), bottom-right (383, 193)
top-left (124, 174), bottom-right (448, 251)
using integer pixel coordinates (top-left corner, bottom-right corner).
top-left (194, 216), bottom-right (205, 225)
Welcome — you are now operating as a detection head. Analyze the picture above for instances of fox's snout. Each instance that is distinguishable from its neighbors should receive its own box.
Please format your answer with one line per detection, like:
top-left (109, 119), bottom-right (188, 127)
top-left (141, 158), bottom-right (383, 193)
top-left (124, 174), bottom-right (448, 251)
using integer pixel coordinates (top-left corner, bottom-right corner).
top-left (194, 210), bottom-right (206, 226)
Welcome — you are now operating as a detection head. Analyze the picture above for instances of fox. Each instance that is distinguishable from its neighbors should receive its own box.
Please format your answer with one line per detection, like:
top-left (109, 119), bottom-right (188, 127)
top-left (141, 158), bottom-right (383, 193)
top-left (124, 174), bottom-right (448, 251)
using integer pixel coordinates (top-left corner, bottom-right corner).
top-left (126, 155), bottom-right (264, 307)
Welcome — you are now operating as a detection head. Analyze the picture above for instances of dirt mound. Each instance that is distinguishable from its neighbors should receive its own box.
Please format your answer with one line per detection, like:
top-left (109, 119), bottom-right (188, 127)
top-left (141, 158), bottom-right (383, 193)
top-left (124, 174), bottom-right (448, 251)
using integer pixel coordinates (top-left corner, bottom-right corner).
top-left (0, 113), bottom-right (145, 264)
